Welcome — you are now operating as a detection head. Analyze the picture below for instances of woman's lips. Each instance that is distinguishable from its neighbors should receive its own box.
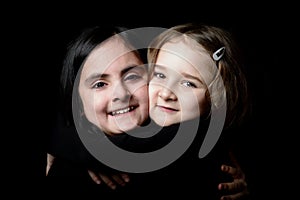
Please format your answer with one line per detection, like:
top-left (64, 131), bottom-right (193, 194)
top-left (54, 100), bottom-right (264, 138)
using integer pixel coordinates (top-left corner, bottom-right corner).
top-left (109, 106), bottom-right (137, 116)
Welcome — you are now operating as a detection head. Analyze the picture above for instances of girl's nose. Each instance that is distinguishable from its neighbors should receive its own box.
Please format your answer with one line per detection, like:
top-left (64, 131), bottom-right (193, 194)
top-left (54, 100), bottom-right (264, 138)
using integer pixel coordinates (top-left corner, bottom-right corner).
top-left (158, 87), bottom-right (177, 101)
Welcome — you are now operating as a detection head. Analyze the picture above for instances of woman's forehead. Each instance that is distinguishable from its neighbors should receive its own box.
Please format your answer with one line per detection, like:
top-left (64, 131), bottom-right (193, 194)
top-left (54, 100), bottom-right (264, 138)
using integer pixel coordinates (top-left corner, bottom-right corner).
top-left (82, 37), bottom-right (140, 74)
top-left (88, 37), bottom-right (132, 63)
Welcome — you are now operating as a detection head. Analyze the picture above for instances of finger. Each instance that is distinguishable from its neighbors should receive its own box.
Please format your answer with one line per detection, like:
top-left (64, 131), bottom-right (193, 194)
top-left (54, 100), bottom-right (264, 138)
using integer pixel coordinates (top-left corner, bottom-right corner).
top-left (87, 170), bottom-right (101, 184)
top-left (221, 165), bottom-right (237, 176)
top-left (47, 154), bottom-right (55, 161)
top-left (120, 173), bottom-right (130, 183)
top-left (220, 190), bottom-right (249, 200)
top-left (221, 165), bottom-right (243, 179)
top-left (218, 179), bottom-right (247, 192)
top-left (46, 154), bottom-right (55, 176)
top-left (98, 173), bottom-right (116, 190)
top-left (46, 165), bottom-right (51, 176)
top-left (111, 174), bottom-right (126, 187)
top-left (224, 152), bottom-right (246, 179)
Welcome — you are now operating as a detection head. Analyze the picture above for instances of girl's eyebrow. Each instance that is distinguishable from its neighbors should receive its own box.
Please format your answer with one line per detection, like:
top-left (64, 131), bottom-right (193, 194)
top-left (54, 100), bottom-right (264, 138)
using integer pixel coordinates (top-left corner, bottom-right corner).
top-left (84, 65), bottom-right (141, 85)
top-left (154, 65), bottom-right (203, 84)
top-left (181, 72), bottom-right (203, 84)
top-left (153, 64), bottom-right (164, 70)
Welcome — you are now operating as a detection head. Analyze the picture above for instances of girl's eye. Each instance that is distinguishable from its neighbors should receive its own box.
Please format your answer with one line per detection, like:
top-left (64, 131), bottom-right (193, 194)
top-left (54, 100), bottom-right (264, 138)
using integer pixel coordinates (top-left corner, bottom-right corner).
top-left (154, 72), bottom-right (166, 79)
top-left (92, 81), bottom-right (107, 89)
top-left (182, 81), bottom-right (197, 88)
top-left (124, 74), bottom-right (141, 81)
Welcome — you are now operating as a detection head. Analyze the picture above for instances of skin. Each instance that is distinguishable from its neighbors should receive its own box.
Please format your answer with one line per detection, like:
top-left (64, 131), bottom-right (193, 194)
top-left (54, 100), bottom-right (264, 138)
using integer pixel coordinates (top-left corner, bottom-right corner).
top-left (149, 38), bottom-right (214, 126)
top-left (78, 36), bottom-right (149, 135)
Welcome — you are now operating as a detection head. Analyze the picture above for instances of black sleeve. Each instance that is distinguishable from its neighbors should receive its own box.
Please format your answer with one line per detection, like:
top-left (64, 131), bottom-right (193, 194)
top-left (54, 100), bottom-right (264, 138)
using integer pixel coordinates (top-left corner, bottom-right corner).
top-left (47, 112), bottom-right (113, 173)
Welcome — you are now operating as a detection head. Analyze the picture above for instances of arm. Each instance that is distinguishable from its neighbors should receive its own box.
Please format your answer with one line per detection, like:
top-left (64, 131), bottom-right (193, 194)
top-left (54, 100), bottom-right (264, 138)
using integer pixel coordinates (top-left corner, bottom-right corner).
top-left (46, 152), bottom-right (130, 189)
top-left (47, 113), bottom-right (131, 189)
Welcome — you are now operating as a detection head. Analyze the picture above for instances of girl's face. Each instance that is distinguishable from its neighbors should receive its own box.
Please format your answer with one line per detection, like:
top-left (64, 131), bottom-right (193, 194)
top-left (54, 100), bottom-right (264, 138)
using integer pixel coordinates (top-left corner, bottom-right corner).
top-left (79, 37), bottom-right (149, 135)
top-left (149, 39), bottom-right (214, 126)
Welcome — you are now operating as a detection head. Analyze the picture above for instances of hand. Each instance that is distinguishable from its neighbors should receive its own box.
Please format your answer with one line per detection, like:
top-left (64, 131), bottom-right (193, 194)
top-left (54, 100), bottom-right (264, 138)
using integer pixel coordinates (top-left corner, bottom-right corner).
top-left (87, 170), bottom-right (130, 190)
top-left (46, 153), bottom-right (55, 176)
top-left (218, 164), bottom-right (249, 200)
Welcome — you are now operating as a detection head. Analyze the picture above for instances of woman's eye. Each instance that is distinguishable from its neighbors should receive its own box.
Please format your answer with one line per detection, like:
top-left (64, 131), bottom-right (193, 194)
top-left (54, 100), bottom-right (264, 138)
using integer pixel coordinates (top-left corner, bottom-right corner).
top-left (182, 81), bottom-right (196, 88)
top-left (154, 72), bottom-right (166, 79)
top-left (124, 74), bottom-right (141, 81)
top-left (92, 81), bottom-right (107, 89)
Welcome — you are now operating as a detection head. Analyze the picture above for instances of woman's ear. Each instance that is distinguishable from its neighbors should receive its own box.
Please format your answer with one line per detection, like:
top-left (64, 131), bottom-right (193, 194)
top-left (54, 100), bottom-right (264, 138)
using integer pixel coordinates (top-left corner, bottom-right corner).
top-left (80, 109), bottom-right (85, 117)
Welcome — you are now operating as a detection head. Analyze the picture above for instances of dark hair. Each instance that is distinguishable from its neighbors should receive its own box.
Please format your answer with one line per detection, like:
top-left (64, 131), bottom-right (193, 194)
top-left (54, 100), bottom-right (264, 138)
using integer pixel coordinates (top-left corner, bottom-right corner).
top-left (59, 25), bottom-right (146, 126)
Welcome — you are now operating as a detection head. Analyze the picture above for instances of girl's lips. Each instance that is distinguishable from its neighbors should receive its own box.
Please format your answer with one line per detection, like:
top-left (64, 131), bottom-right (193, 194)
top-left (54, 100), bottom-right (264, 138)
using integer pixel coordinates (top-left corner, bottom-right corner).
top-left (157, 105), bottom-right (178, 113)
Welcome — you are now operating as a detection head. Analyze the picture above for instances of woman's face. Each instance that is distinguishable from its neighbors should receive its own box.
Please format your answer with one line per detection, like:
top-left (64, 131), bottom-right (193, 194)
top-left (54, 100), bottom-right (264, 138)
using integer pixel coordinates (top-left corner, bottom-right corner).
top-left (79, 36), bottom-right (149, 135)
top-left (149, 39), bottom-right (214, 126)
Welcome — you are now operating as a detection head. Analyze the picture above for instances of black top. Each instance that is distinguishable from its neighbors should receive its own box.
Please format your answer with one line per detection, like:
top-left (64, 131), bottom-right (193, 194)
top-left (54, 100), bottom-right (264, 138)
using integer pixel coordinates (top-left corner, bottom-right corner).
top-left (47, 113), bottom-right (233, 199)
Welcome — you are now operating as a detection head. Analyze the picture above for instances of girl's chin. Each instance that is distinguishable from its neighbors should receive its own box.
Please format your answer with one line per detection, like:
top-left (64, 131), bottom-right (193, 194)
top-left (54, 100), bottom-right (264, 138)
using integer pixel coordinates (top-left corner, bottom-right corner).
top-left (153, 118), bottom-right (178, 127)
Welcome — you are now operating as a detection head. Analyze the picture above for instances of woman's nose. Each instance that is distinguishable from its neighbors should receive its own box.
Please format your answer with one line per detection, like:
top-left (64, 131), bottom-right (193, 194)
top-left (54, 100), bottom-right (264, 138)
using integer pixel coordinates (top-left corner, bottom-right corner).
top-left (112, 82), bottom-right (130, 102)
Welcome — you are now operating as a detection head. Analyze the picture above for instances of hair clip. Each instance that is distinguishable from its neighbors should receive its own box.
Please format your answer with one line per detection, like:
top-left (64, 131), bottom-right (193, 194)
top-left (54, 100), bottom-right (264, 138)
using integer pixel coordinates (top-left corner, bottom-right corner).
top-left (212, 47), bottom-right (225, 61)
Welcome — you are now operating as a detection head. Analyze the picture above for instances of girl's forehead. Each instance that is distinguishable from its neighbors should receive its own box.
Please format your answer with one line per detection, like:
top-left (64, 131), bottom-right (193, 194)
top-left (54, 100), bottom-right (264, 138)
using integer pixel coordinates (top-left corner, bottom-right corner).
top-left (158, 39), bottom-right (217, 84)
top-left (160, 40), bottom-right (214, 69)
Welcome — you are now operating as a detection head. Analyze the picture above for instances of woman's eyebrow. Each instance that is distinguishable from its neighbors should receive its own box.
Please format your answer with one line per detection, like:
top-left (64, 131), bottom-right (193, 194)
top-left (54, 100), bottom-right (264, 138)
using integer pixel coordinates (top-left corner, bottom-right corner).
top-left (120, 65), bottom-right (138, 75)
top-left (84, 65), bottom-right (143, 85)
top-left (85, 73), bottom-right (108, 85)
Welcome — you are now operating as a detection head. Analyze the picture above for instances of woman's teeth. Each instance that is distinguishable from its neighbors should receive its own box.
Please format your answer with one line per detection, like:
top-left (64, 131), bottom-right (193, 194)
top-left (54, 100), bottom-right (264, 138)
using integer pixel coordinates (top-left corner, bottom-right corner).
top-left (111, 106), bottom-right (135, 116)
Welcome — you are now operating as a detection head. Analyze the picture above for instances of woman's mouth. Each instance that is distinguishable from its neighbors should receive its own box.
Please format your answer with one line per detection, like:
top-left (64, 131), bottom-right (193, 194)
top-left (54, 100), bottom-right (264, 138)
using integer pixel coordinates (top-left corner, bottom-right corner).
top-left (109, 106), bottom-right (137, 116)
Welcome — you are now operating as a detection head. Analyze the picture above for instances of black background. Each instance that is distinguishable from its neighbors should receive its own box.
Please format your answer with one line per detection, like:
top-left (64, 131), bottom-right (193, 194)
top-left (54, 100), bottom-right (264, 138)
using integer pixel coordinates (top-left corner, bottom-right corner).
top-left (7, 3), bottom-right (294, 199)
